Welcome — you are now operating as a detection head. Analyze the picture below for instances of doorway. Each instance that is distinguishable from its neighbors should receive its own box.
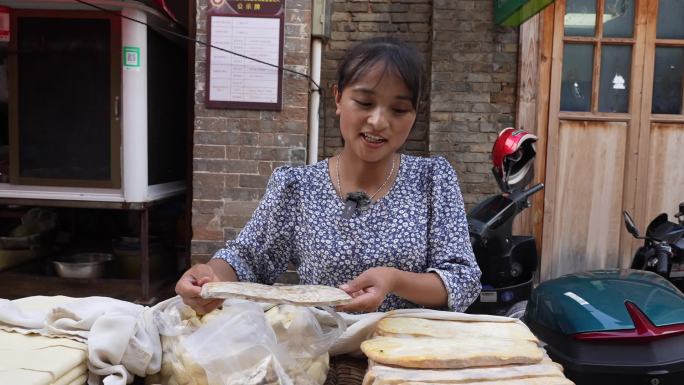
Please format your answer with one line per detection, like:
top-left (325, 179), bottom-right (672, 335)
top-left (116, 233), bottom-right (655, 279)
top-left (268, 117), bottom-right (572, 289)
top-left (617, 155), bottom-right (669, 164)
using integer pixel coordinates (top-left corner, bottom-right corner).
top-left (540, 0), bottom-right (684, 280)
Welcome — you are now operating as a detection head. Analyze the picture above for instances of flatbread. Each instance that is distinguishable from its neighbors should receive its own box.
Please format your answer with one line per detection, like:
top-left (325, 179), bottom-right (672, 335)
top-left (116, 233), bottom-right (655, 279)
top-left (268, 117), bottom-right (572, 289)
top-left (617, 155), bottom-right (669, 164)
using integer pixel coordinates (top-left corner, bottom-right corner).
top-left (363, 359), bottom-right (565, 385)
top-left (376, 317), bottom-right (538, 343)
top-left (399, 377), bottom-right (574, 385)
top-left (360, 336), bottom-right (543, 369)
top-left (200, 281), bottom-right (353, 306)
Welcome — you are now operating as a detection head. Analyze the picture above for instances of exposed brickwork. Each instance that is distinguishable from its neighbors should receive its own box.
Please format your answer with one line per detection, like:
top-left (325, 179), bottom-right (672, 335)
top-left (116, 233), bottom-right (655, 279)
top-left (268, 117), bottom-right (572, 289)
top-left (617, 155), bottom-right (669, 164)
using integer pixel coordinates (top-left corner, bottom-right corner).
top-left (319, 0), bottom-right (433, 159)
top-left (429, 0), bottom-right (518, 206)
top-left (191, 0), bottom-right (312, 263)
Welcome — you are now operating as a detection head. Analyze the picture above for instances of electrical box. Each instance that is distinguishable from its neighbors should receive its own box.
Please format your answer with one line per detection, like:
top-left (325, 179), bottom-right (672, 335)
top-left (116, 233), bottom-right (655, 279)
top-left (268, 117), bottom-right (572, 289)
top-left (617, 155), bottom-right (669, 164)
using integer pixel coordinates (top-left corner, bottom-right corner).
top-left (311, 0), bottom-right (332, 39)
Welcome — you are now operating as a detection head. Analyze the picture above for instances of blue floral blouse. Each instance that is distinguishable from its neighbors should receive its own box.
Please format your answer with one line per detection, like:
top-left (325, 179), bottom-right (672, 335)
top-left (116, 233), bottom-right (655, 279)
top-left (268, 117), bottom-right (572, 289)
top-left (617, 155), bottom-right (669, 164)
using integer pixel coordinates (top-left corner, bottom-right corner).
top-left (213, 155), bottom-right (482, 312)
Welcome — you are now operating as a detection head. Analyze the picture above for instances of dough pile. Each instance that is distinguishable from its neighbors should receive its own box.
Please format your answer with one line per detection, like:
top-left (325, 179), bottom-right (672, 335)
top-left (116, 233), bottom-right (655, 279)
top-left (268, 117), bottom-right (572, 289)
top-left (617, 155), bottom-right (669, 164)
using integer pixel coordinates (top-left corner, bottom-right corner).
top-left (155, 302), bottom-right (329, 385)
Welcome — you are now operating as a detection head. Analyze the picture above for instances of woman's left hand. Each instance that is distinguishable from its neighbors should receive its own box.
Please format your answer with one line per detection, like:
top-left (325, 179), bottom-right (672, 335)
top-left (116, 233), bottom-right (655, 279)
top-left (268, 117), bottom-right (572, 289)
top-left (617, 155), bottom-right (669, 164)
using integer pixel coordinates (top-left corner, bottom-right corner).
top-left (337, 267), bottom-right (397, 313)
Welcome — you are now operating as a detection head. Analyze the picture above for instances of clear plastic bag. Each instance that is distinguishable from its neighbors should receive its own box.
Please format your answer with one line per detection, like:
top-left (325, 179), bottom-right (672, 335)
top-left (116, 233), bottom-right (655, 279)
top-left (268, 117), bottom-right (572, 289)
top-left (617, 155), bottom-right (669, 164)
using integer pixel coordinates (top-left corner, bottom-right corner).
top-left (153, 297), bottom-right (345, 385)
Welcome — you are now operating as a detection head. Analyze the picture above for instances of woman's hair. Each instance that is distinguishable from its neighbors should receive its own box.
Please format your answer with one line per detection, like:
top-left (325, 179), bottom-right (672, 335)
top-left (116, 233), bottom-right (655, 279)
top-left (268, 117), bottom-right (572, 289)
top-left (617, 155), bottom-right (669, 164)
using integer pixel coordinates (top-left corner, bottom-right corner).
top-left (335, 37), bottom-right (426, 110)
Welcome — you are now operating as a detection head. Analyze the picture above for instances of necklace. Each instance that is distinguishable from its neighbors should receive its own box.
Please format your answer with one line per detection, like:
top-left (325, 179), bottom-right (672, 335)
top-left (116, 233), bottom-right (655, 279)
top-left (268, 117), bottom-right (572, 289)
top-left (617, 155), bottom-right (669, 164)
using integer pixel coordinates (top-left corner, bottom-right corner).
top-left (335, 153), bottom-right (396, 218)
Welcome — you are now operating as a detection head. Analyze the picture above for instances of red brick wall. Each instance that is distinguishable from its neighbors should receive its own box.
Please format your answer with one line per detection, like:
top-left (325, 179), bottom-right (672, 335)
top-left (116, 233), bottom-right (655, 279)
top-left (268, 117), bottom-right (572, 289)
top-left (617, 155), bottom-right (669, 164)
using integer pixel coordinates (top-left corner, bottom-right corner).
top-left (191, 0), bottom-right (312, 262)
top-left (319, 0), bottom-right (433, 158)
top-left (429, 0), bottom-right (518, 206)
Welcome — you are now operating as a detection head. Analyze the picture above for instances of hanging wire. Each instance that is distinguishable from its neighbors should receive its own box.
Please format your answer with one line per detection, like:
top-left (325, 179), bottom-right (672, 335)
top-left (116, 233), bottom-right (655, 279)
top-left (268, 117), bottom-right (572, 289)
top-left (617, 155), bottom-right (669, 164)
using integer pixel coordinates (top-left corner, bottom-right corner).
top-left (73, 0), bottom-right (322, 92)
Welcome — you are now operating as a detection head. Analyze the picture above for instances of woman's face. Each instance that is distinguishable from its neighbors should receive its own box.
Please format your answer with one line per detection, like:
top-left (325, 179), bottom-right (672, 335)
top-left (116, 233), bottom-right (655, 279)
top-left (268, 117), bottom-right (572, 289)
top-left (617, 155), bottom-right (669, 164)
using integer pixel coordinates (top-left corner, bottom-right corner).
top-left (334, 63), bottom-right (417, 164)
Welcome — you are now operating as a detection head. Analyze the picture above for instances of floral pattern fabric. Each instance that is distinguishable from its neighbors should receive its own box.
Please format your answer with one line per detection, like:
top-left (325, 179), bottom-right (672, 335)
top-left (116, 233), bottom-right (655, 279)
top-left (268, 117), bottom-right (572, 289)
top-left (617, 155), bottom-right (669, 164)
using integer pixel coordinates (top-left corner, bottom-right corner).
top-left (213, 155), bottom-right (481, 312)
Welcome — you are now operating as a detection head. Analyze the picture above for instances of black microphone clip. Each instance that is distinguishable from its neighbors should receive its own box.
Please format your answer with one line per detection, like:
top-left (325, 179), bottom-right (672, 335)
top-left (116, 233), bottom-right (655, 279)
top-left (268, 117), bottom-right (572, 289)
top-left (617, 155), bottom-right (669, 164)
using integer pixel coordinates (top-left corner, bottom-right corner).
top-left (342, 191), bottom-right (371, 219)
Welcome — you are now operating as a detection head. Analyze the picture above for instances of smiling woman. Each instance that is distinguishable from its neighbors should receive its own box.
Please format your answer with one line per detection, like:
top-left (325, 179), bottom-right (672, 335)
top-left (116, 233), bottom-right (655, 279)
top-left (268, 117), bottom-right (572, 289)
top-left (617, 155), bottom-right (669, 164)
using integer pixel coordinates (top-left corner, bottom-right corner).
top-left (175, 37), bottom-right (481, 315)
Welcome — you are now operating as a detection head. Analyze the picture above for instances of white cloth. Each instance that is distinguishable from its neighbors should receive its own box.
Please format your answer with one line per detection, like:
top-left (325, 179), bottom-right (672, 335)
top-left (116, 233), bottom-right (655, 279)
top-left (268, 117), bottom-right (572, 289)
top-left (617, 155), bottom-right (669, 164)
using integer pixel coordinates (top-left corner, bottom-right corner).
top-left (0, 295), bottom-right (164, 385)
top-left (0, 328), bottom-right (87, 385)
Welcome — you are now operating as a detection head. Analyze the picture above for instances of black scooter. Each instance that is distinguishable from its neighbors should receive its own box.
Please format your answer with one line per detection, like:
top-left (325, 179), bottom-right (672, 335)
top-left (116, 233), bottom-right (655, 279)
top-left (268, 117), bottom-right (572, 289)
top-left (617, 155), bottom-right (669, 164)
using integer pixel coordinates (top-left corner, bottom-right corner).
top-left (624, 202), bottom-right (684, 290)
top-left (466, 183), bottom-right (543, 317)
top-left (465, 127), bottom-right (543, 317)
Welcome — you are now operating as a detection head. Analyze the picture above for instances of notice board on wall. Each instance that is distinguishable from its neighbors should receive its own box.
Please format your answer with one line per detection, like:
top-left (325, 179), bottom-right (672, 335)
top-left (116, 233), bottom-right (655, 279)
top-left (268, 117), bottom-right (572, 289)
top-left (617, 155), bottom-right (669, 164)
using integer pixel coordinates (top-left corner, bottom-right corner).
top-left (206, 1), bottom-right (284, 110)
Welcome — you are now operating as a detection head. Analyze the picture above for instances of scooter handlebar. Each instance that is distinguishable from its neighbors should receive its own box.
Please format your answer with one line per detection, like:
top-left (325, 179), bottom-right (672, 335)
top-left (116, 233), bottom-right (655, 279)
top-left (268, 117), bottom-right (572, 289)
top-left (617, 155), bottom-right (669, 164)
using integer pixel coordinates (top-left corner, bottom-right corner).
top-left (481, 183), bottom-right (545, 231)
top-left (519, 183), bottom-right (544, 201)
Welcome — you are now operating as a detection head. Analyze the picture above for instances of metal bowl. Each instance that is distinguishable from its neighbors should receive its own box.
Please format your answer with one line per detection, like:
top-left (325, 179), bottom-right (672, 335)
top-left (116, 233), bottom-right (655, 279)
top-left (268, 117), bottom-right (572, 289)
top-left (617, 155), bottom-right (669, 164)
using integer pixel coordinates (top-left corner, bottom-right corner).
top-left (53, 252), bottom-right (113, 279)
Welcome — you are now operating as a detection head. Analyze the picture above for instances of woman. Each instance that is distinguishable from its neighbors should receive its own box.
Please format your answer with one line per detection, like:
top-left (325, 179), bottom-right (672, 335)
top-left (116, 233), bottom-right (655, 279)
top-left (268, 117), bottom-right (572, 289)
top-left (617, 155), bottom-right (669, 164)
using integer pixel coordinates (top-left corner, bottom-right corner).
top-left (176, 37), bottom-right (481, 314)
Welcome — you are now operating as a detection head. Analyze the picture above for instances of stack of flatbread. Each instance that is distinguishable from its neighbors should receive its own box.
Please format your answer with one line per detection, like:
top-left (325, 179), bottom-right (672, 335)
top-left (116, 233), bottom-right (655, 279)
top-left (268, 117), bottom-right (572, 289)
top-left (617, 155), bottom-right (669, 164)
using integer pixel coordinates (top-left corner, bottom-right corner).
top-left (361, 316), bottom-right (574, 385)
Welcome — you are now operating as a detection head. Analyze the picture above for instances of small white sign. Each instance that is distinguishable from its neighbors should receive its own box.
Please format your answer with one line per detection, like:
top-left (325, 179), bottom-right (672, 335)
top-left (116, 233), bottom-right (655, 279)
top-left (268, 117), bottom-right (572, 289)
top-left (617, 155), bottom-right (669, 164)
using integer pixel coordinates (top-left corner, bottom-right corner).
top-left (208, 16), bottom-right (280, 104)
top-left (480, 291), bottom-right (497, 303)
top-left (612, 74), bottom-right (626, 90)
top-left (671, 263), bottom-right (684, 278)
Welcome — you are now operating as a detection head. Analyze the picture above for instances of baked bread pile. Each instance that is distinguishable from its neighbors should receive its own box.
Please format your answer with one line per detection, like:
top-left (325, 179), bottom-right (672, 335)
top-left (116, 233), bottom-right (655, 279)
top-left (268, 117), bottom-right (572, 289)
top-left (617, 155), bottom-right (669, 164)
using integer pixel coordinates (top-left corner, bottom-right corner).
top-left (361, 317), bottom-right (574, 385)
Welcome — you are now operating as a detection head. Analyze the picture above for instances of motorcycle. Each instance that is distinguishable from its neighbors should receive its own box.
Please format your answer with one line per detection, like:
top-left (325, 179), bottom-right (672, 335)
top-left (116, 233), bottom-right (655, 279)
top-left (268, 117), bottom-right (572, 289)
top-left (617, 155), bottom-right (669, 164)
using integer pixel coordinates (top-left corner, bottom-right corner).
top-left (466, 128), bottom-right (544, 317)
top-left (524, 204), bottom-right (684, 385)
top-left (624, 203), bottom-right (684, 290)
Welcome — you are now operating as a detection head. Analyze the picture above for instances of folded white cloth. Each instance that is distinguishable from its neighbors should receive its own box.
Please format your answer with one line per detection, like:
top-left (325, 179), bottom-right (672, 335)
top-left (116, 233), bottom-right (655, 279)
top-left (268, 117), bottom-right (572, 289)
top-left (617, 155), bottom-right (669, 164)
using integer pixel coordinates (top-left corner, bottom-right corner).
top-left (53, 364), bottom-right (87, 385)
top-left (0, 329), bottom-right (87, 385)
top-left (0, 295), bottom-right (163, 385)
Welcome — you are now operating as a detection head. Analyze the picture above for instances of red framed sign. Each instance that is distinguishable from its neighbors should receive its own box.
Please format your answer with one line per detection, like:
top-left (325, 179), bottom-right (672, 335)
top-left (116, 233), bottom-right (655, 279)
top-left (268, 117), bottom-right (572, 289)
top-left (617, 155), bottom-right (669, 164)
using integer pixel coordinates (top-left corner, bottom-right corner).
top-left (206, 1), bottom-right (284, 110)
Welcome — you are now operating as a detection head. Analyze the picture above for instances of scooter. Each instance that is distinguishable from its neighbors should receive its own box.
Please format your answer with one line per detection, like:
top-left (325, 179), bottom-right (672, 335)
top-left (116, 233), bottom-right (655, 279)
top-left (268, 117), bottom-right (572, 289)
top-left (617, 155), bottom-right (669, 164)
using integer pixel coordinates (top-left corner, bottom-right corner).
top-left (465, 128), bottom-right (543, 317)
top-left (624, 203), bottom-right (684, 290)
top-left (525, 204), bottom-right (684, 385)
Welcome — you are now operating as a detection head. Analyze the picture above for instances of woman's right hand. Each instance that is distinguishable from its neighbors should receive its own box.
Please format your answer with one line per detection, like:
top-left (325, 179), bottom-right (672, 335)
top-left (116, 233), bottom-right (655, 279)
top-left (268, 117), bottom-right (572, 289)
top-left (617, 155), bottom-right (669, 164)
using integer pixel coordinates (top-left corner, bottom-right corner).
top-left (175, 263), bottom-right (225, 314)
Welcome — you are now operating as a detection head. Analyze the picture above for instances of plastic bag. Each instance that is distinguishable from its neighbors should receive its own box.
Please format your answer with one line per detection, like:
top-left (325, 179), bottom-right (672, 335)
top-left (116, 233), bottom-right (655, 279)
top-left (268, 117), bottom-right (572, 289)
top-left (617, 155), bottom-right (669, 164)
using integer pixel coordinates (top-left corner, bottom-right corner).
top-left (153, 297), bottom-right (345, 385)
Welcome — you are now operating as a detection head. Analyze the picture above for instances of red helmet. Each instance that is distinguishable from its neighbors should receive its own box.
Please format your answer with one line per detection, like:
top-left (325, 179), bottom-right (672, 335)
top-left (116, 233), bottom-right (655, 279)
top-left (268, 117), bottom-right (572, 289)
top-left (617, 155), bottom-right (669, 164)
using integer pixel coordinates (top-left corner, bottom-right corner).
top-left (492, 127), bottom-right (538, 192)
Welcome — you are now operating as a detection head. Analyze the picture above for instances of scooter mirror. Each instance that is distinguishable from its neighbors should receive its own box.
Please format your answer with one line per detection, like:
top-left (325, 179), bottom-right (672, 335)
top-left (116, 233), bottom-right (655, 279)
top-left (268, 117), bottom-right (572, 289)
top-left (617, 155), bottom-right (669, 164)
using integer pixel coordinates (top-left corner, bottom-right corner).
top-left (623, 211), bottom-right (641, 238)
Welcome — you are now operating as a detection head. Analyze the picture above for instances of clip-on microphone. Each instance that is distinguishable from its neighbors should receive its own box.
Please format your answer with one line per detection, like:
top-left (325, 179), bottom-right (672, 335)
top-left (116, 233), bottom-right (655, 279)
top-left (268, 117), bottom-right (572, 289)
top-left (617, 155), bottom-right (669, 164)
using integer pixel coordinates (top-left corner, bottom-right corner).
top-left (342, 191), bottom-right (371, 219)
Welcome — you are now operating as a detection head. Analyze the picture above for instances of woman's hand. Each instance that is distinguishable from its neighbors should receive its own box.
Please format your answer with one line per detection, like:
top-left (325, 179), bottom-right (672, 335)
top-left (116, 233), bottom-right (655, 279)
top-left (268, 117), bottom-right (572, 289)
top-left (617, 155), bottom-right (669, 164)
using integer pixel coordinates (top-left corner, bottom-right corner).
top-left (336, 267), bottom-right (397, 313)
top-left (175, 263), bottom-right (225, 314)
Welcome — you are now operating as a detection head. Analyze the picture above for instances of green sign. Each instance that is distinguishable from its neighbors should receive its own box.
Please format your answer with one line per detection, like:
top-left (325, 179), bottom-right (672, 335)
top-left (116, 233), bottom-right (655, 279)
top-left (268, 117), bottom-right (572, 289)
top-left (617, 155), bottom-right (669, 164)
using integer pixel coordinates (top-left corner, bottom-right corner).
top-left (494, 0), bottom-right (554, 27)
top-left (123, 46), bottom-right (141, 69)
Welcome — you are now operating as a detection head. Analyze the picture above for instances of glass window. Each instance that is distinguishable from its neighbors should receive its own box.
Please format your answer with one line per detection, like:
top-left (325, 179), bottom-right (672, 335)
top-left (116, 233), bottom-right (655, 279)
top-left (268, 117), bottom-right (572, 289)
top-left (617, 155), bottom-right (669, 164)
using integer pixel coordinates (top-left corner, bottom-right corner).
top-left (652, 47), bottom-right (684, 114)
top-left (599, 45), bottom-right (632, 113)
top-left (561, 44), bottom-right (594, 112)
top-left (17, 17), bottom-right (112, 181)
top-left (603, 0), bottom-right (634, 38)
top-left (656, 0), bottom-right (684, 39)
top-left (565, 0), bottom-right (597, 37)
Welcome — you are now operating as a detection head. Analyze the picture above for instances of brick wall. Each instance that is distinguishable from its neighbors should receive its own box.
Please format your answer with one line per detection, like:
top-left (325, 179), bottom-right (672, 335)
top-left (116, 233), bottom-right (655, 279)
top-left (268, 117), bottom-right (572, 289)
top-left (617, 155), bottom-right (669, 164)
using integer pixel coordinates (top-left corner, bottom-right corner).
top-left (429, 0), bottom-right (518, 206)
top-left (191, 0), bottom-right (312, 262)
top-left (319, 0), bottom-right (433, 158)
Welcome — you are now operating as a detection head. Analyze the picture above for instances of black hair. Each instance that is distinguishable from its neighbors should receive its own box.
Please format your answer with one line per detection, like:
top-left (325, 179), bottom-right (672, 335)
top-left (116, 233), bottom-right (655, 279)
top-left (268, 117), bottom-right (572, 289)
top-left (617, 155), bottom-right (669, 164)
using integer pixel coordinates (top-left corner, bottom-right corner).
top-left (335, 37), bottom-right (426, 110)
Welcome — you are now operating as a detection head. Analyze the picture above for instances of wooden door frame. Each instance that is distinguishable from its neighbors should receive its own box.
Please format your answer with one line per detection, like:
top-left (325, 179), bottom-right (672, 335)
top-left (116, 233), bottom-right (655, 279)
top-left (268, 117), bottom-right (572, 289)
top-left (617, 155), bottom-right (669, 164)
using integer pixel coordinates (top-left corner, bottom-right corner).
top-left (634, 0), bottom-right (684, 258)
top-left (514, 4), bottom-right (555, 267)
top-left (526, 0), bottom-right (649, 280)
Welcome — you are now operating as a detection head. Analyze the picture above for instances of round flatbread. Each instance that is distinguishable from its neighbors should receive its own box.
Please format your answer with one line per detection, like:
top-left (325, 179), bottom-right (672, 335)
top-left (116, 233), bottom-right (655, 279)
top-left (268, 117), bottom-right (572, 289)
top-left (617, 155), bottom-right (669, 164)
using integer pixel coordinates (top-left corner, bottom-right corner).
top-left (200, 281), bottom-right (353, 306)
